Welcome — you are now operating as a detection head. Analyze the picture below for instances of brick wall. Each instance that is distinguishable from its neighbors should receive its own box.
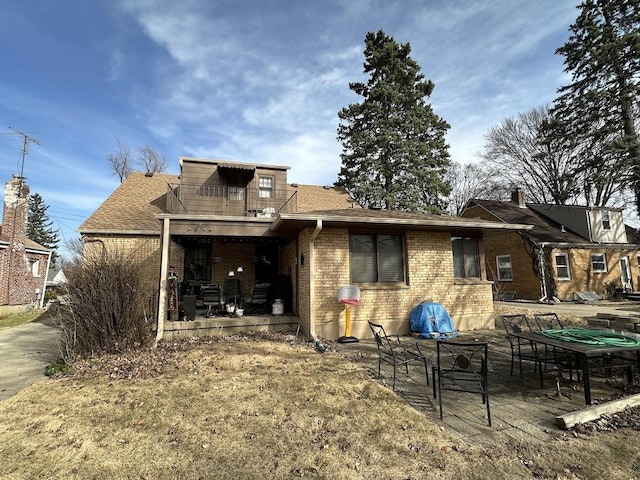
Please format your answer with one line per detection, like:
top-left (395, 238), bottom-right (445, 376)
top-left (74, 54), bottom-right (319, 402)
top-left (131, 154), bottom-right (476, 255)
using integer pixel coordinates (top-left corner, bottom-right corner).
top-left (553, 247), bottom-right (640, 300)
top-left (0, 248), bottom-right (49, 306)
top-left (483, 231), bottom-right (541, 300)
top-left (306, 227), bottom-right (494, 340)
top-left (0, 177), bottom-right (50, 306)
top-left (464, 205), bottom-right (543, 300)
top-left (82, 235), bottom-right (163, 296)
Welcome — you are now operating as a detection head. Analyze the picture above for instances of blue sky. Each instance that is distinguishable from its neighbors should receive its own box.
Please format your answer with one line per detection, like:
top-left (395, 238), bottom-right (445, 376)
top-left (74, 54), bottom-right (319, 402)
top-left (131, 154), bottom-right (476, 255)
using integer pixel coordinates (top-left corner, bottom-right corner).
top-left (0, 0), bottom-right (579, 255)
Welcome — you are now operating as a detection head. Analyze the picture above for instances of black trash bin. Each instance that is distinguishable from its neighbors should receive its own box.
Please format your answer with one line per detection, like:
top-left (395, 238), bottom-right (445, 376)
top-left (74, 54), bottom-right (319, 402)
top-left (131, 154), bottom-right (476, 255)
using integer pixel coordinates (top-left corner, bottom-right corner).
top-left (182, 295), bottom-right (197, 321)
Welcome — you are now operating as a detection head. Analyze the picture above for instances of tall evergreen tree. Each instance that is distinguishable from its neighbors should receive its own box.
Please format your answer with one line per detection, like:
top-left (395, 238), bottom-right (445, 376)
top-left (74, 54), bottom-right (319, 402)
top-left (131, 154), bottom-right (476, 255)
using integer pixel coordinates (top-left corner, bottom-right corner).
top-left (552, 0), bottom-right (640, 210)
top-left (27, 193), bottom-right (59, 265)
top-left (336, 30), bottom-right (451, 213)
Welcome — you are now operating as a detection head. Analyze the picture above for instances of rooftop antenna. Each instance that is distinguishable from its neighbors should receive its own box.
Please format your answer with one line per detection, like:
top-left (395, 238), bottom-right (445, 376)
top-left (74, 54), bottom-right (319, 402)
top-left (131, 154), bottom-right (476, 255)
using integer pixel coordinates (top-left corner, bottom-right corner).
top-left (7, 126), bottom-right (41, 179)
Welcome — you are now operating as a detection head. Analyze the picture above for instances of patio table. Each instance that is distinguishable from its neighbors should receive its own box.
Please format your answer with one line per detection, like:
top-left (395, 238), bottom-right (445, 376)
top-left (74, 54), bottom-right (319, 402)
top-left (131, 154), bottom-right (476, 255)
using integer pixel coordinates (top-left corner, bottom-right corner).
top-left (512, 330), bottom-right (640, 405)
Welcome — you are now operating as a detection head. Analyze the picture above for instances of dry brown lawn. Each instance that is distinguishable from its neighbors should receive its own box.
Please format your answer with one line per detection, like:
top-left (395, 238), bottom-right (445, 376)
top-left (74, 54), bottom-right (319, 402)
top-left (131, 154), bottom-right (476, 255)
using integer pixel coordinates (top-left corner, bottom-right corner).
top-left (1, 326), bottom-right (640, 479)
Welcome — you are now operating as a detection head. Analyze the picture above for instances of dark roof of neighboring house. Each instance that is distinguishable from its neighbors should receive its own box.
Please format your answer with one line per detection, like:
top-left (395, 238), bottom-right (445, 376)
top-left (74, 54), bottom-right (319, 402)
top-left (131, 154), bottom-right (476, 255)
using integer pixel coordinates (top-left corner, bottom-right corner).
top-left (79, 172), bottom-right (359, 234)
top-left (626, 225), bottom-right (640, 244)
top-left (465, 199), bottom-right (588, 244)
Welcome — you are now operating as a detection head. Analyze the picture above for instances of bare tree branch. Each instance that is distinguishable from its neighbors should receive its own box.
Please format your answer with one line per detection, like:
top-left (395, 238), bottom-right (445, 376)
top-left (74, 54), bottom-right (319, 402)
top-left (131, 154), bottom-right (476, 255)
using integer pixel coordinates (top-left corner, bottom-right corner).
top-left (137, 146), bottom-right (167, 174)
top-left (106, 139), bottom-right (133, 183)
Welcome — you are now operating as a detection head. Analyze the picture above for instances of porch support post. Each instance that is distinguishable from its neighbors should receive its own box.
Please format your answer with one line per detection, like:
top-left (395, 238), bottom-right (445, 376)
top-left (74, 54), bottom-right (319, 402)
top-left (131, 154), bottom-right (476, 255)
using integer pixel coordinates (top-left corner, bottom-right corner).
top-left (308, 219), bottom-right (322, 340)
top-left (155, 217), bottom-right (171, 345)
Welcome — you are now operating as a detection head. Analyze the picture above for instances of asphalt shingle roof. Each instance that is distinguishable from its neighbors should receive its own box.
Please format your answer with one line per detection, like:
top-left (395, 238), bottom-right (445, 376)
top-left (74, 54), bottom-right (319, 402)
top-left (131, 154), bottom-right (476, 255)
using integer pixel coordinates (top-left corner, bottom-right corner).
top-left (466, 199), bottom-right (588, 243)
top-left (289, 185), bottom-right (359, 212)
top-left (79, 172), bottom-right (178, 234)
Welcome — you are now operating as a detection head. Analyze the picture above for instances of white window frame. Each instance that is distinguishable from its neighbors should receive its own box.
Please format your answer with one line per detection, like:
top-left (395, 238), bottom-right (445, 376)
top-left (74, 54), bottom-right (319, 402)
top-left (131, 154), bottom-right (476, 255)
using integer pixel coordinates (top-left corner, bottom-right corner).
top-left (555, 253), bottom-right (570, 280)
top-left (496, 255), bottom-right (513, 281)
top-left (258, 176), bottom-right (274, 199)
top-left (591, 253), bottom-right (607, 273)
top-left (30, 259), bottom-right (41, 277)
top-left (601, 210), bottom-right (611, 230)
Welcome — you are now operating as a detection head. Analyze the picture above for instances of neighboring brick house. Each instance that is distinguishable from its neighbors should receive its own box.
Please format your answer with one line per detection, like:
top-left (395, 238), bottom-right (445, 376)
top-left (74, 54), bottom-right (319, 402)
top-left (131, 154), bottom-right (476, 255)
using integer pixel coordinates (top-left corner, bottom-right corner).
top-left (79, 157), bottom-right (531, 341)
top-left (463, 189), bottom-right (640, 302)
top-left (0, 176), bottom-right (51, 315)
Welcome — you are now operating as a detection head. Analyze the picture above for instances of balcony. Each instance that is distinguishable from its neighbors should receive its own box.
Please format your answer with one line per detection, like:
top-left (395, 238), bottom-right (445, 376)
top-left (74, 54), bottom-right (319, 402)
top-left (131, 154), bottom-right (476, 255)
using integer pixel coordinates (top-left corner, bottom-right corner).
top-left (166, 183), bottom-right (297, 216)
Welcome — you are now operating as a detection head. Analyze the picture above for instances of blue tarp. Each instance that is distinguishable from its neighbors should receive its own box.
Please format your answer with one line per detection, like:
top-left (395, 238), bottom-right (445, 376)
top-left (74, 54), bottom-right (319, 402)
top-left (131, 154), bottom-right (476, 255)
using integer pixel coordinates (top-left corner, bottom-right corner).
top-left (410, 302), bottom-right (459, 339)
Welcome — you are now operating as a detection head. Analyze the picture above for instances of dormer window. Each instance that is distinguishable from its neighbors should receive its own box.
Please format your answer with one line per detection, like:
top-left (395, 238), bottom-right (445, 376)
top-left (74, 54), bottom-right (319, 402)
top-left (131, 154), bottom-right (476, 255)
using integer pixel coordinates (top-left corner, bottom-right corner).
top-left (601, 210), bottom-right (611, 230)
top-left (259, 176), bottom-right (274, 199)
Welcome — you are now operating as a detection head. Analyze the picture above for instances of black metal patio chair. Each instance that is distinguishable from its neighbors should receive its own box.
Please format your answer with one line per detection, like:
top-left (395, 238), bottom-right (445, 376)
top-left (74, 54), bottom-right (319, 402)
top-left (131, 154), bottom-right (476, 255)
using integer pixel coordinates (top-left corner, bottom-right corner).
top-left (432, 340), bottom-right (491, 426)
top-left (533, 312), bottom-right (565, 330)
top-left (201, 283), bottom-right (222, 317)
top-left (367, 321), bottom-right (429, 391)
top-left (533, 312), bottom-right (578, 381)
top-left (501, 314), bottom-right (545, 386)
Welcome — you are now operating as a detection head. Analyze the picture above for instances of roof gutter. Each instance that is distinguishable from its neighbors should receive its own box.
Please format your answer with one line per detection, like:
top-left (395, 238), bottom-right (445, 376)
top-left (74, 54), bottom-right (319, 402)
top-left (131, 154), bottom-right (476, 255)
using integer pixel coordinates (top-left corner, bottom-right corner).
top-left (308, 219), bottom-right (323, 342)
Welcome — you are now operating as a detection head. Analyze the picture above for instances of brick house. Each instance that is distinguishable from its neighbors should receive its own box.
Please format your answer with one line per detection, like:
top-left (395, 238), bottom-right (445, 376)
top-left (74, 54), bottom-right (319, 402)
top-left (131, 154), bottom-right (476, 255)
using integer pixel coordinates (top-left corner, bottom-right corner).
top-left (0, 176), bottom-right (52, 315)
top-left (79, 157), bottom-right (531, 341)
top-left (462, 189), bottom-right (640, 302)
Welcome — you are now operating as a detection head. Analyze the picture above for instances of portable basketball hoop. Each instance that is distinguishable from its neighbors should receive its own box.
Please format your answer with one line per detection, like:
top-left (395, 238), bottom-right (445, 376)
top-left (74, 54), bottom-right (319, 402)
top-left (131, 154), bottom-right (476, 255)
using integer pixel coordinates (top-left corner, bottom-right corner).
top-left (338, 285), bottom-right (360, 343)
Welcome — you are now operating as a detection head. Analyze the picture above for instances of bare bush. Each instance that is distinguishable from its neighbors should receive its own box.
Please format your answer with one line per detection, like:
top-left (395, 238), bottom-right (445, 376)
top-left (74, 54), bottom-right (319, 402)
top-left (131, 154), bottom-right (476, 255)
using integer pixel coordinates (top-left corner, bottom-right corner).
top-left (59, 249), bottom-right (152, 359)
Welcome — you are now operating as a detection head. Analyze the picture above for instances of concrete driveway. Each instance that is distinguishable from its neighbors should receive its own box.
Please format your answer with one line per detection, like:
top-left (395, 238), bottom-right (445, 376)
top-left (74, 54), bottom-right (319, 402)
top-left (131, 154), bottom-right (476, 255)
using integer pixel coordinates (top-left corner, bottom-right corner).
top-left (0, 316), bottom-right (61, 402)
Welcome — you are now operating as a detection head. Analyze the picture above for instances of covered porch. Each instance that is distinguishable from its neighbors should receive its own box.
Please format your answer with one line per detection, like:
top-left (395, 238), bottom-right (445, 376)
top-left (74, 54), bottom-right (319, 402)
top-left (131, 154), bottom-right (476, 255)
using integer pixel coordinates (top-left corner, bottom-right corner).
top-left (154, 213), bottom-right (302, 341)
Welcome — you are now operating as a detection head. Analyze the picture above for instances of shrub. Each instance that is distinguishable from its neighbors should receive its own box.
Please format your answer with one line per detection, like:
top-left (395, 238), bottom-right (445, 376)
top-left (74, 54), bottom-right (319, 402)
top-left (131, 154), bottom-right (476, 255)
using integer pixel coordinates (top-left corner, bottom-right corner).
top-left (58, 248), bottom-right (153, 360)
top-left (45, 360), bottom-right (71, 376)
top-left (44, 289), bottom-right (58, 303)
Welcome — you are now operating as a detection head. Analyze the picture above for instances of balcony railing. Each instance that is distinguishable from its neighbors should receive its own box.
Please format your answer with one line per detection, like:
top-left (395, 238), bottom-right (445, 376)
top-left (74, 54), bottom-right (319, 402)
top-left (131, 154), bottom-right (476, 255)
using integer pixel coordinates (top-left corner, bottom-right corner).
top-left (166, 183), bottom-right (297, 217)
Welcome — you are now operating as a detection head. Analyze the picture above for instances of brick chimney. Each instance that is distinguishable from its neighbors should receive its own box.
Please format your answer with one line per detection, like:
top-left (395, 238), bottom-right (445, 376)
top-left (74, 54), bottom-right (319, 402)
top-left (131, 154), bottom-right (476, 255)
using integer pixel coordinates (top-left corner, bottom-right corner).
top-left (0, 176), bottom-right (40, 306)
top-left (511, 188), bottom-right (526, 208)
top-left (2, 175), bottom-right (30, 244)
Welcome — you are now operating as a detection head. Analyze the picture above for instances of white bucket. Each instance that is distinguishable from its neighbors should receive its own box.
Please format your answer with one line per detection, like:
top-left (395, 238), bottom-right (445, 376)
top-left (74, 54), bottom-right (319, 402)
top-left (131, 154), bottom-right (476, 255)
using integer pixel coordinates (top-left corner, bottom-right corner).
top-left (272, 299), bottom-right (284, 316)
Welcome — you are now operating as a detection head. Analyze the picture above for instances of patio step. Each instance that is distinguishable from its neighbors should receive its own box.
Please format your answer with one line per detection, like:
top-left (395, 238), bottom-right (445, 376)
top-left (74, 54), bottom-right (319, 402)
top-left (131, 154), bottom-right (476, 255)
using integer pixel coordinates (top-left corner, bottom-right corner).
top-left (587, 312), bottom-right (640, 333)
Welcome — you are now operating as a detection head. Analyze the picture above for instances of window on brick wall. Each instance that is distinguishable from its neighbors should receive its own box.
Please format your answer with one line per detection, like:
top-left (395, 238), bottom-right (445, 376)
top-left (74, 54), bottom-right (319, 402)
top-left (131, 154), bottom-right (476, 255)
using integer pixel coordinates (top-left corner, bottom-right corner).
top-left (452, 236), bottom-right (481, 279)
top-left (591, 253), bottom-right (607, 272)
top-left (555, 253), bottom-right (570, 280)
top-left (349, 233), bottom-right (405, 283)
top-left (30, 259), bottom-right (40, 277)
top-left (496, 255), bottom-right (513, 281)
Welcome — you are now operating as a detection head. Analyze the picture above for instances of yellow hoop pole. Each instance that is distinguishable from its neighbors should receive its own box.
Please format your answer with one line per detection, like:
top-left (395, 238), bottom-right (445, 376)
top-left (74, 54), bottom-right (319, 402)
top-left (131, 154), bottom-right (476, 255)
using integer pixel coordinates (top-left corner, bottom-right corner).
top-left (344, 305), bottom-right (351, 337)
top-left (338, 303), bottom-right (358, 343)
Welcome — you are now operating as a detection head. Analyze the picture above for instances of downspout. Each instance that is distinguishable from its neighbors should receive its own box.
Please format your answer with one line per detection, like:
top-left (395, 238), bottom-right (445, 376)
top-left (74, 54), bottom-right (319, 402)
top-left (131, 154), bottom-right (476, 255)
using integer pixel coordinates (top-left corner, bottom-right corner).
top-left (538, 243), bottom-right (548, 303)
top-left (41, 250), bottom-right (52, 309)
top-left (155, 217), bottom-right (171, 346)
top-left (308, 219), bottom-right (322, 341)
